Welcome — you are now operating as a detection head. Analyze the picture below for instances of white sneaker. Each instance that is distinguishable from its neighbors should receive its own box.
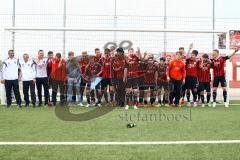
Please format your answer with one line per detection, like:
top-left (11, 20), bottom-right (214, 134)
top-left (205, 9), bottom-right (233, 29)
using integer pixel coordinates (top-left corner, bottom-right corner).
top-left (212, 102), bottom-right (216, 108)
top-left (85, 104), bottom-right (90, 108)
top-left (125, 105), bottom-right (129, 110)
top-left (133, 105), bottom-right (138, 110)
top-left (193, 102), bottom-right (197, 107)
top-left (224, 102), bottom-right (229, 108)
top-left (187, 102), bottom-right (191, 107)
top-left (77, 102), bottom-right (84, 107)
top-left (179, 98), bottom-right (183, 103)
top-left (208, 103), bottom-right (211, 107)
top-left (201, 104), bottom-right (205, 108)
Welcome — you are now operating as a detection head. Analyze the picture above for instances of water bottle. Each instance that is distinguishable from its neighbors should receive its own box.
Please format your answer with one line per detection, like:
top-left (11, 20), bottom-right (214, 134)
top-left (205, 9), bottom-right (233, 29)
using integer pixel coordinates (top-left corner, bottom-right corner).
top-left (127, 123), bottom-right (137, 128)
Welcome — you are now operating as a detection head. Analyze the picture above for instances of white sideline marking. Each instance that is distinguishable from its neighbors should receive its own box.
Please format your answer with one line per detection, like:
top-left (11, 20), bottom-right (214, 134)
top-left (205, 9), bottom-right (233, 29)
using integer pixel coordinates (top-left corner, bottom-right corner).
top-left (4, 103), bottom-right (240, 106)
top-left (0, 140), bottom-right (240, 145)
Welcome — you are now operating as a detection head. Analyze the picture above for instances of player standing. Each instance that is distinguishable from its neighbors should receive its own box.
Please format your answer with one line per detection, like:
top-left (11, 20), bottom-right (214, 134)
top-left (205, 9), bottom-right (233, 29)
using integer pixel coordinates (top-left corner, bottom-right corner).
top-left (112, 48), bottom-right (127, 107)
top-left (211, 48), bottom-right (239, 107)
top-left (157, 57), bottom-right (169, 107)
top-left (101, 48), bottom-right (114, 106)
top-left (185, 50), bottom-right (200, 107)
top-left (78, 51), bottom-right (90, 106)
top-left (35, 50), bottom-right (49, 107)
top-left (85, 55), bottom-right (102, 107)
top-left (198, 54), bottom-right (212, 107)
top-left (48, 53), bottom-right (67, 105)
top-left (1, 50), bottom-right (22, 108)
top-left (19, 53), bottom-right (37, 107)
top-left (124, 48), bottom-right (140, 110)
top-left (142, 54), bottom-right (158, 108)
top-left (168, 51), bottom-right (186, 108)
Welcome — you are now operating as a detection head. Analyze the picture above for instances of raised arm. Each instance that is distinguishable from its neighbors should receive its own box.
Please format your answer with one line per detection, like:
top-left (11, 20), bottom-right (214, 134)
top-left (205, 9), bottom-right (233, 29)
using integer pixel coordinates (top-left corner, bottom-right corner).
top-left (186, 43), bottom-right (193, 58)
top-left (228, 47), bottom-right (239, 59)
top-left (137, 47), bottom-right (143, 60)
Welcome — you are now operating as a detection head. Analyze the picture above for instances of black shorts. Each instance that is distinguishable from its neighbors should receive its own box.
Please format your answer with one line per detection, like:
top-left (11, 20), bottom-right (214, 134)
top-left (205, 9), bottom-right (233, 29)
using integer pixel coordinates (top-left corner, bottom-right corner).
top-left (158, 81), bottom-right (169, 90)
top-left (138, 76), bottom-right (145, 91)
top-left (185, 76), bottom-right (198, 89)
top-left (126, 77), bottom-right (138, 89)
top-left (199, 82), bottom-right (211, 92)
top-left (213, 76), bottom-right (227, 87)
top-left (142, 83), bottom-right (157, 91)
top-left (101, 78), bottom-right (112, 88)
top-left (138, 76), bottom-right (144, 87)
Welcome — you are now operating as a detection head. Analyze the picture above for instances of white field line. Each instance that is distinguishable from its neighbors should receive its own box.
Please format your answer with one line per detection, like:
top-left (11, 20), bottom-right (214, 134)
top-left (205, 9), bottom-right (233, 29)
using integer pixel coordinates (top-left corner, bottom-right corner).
top-left (0, 140), bottom-right (240, 145)
top-left (5, 104), bottom-right (240, 106)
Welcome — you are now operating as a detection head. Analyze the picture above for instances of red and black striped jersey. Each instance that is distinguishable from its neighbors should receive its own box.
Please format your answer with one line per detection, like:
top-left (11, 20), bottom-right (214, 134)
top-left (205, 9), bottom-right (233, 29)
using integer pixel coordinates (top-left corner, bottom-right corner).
top-left (138, 60), bottom-right (147, 77)
top-left (125, 54), bottom-right (140, 77)
top-left (101, 57), bottom-right (112, 79)
top-left (93, 55), bottom-right (102, 63)
top-left (144, 60), bottom-right (158, 84)
top-left (211, 56), bottom-right (229, 77)
top-left (85, 59), bottom-right (102, 80)
top-left (112, 54), bottom-right (127, 79)
top-left (186, 58), bottom-right (200, 77)
top-left (157, 63), bottom-right (168, 82)
top-left (198, 60), bottom-right (212, 82)
top-left (78, 56), bottom-right (90, 75)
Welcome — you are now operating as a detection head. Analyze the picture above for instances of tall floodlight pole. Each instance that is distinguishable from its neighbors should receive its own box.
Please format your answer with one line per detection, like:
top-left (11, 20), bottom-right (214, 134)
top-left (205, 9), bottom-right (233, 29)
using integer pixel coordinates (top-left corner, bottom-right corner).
top-left (212, 0), bottom-right (215, 50)
top-left (63, 0), bottom-right (67, 57)
top-left (12, 0), bottom-right (16, 50)
top-left (163, 0), bottom-right (167, 54)
top-left (114, 0), bottom-right (117, 42)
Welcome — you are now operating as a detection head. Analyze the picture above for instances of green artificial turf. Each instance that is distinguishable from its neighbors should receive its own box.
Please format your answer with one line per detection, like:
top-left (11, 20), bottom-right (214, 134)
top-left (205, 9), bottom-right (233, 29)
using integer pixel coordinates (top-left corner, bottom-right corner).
top-left (0, 102), bottom-right (239, 160)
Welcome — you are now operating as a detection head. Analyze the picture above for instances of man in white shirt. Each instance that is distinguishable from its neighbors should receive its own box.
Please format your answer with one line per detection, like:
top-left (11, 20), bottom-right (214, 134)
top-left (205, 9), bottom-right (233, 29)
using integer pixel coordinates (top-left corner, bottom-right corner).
top-left (1, 50), bottom-right (22, 107)
top-left (19, 53), bottom-right (37, 107)
top-left (35, 50), bottom-right (49, 107)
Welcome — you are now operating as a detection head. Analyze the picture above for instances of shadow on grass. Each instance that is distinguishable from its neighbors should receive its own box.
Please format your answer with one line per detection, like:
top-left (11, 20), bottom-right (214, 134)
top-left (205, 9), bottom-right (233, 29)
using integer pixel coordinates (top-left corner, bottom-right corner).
top-left (55, 103), bottom-right (116, 122)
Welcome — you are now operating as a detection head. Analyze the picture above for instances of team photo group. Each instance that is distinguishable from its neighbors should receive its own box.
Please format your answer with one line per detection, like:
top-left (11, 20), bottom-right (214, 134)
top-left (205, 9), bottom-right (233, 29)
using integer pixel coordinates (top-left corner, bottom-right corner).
top-left (0, 45), bottom-right (239, 109)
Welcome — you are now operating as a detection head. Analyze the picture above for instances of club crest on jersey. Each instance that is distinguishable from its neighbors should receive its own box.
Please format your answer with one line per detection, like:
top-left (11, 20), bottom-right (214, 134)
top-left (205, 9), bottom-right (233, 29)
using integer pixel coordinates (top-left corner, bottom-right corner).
top-left (202, 66), bottom-right (208, 71)
top-left (188, 63), bottom-right (196, 68)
